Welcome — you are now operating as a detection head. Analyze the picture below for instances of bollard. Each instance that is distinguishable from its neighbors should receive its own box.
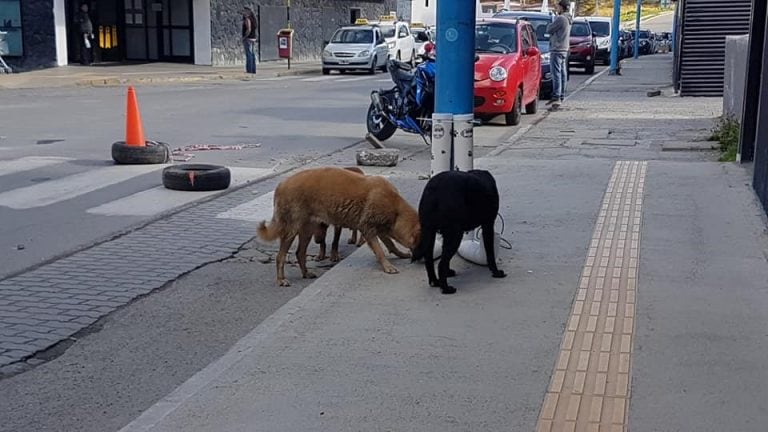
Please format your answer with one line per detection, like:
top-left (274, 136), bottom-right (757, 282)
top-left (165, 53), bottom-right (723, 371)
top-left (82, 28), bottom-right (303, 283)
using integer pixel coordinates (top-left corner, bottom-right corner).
top-left (431, 113), bottom-right (453, 176)
top-left (453, 113), bottom-right (474, 171)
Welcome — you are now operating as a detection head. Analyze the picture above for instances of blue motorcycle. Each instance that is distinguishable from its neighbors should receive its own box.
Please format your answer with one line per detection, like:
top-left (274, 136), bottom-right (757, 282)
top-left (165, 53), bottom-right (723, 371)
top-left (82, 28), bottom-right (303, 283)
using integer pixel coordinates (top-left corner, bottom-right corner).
top-left (366, 56), bottom-right (436, 145)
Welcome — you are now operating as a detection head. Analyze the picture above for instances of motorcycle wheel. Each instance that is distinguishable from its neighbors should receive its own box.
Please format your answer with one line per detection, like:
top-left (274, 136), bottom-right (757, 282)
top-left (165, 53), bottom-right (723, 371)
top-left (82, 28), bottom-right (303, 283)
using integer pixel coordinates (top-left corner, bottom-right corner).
top-left (366, 103), bottom-right (397, 141)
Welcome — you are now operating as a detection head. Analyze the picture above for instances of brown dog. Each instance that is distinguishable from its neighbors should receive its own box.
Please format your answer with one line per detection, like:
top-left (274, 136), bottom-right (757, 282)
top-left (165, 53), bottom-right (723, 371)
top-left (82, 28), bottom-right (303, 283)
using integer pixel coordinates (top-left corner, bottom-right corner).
top-left (314, 166), bottom-right (365, 262)
top-left (258, 167), bottom-right (421, 286)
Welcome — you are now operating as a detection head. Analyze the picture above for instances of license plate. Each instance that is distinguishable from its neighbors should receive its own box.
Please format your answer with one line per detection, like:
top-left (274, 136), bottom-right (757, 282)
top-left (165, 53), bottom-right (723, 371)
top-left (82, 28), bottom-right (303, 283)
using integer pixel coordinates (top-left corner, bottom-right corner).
top-left (339, 59), bottom-right (349, 64)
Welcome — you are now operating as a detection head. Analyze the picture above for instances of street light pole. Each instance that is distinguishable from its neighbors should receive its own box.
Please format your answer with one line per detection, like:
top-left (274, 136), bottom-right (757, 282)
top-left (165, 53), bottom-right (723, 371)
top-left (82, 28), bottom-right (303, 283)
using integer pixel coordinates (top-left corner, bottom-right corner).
top-left (609, 0), bottom-right (621, 74)
top-left (633, 0), bottom-right (641, 59)
top-left (432, 0), bottom-right (476, 174)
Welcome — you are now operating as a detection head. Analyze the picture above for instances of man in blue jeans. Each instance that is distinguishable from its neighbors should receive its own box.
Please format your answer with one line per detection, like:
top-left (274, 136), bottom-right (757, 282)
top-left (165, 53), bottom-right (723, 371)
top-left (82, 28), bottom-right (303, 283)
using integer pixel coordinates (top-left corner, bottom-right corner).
top-left (547, 0), bottom-right (572, 110)
top-left (242, 7), bottom-right (258, 74)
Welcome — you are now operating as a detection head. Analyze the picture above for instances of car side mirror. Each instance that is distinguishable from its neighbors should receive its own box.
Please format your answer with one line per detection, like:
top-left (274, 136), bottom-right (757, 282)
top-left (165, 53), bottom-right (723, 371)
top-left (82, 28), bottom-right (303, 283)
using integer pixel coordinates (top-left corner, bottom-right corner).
top-left (526, 46), bottom-right (540, 57)
top-left (474, 54), bottom-right (480, 62)
top-left (592, 32), bottom-right (597, 38)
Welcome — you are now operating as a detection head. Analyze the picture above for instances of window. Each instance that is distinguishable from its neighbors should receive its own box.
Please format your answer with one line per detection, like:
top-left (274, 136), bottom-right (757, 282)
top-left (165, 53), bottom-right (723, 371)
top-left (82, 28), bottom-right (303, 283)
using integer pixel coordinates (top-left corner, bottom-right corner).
top-left (570, 22), bottom-right (591, 37)
top-left (0, 0), bottom-right (23, 56)
top-left (380, 24), bottom-right (395, 38)
top-left (398, 25), bottom-right (408, 38)
top-left (475, 22), bottom-right (518, 52)
top-left (331, 28), bottom-right (373, 44)
top-left (521, 26), bottom-right (531, 49)
top-left (588, 21), bottom-right (610, 37)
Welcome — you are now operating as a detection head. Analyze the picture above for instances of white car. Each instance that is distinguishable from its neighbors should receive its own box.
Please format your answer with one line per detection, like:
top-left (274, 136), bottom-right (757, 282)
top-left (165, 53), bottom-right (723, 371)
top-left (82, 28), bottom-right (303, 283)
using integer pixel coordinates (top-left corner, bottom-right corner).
top-left (580, 16), bottom-right (613, 65)
top-left (368, 18), bottom-right (416, 65)
top-left (411, 25), bottom-right (435, 59)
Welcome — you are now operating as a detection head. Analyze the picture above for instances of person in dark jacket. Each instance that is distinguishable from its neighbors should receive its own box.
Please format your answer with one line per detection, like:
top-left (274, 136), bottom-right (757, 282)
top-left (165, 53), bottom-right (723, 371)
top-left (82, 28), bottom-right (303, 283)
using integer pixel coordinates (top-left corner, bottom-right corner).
top-left (75, 3), bottom-right (94, 65)
top-left (546, 0), bottom-right (572, 109)
top-left (242, 7), bottom-right (258, 74)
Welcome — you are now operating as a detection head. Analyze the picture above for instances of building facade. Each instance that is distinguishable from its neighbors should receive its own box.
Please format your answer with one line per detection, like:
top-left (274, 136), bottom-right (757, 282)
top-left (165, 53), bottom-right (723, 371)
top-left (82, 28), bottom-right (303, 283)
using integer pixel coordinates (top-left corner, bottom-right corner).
top-left (1, 0), bottom-right (396, 71)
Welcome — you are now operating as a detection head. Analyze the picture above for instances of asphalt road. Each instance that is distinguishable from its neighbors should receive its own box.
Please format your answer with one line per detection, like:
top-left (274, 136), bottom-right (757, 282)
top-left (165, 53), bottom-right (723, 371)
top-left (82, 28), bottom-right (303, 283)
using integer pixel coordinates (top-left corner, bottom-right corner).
top-left (0, 67), bottom-right (601, 432)
top-left (0, 68), bottom-right (598, 279)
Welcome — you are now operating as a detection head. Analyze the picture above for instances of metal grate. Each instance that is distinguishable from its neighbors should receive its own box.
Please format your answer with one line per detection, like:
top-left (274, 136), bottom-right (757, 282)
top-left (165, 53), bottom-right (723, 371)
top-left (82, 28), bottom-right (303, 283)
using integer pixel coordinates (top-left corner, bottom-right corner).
top-left (677, 0), bottom-right (752, 96)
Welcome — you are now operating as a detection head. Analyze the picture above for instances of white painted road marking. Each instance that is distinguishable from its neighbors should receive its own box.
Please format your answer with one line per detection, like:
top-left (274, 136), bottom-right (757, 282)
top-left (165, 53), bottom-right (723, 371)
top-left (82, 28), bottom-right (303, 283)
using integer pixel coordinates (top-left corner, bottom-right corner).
top-left (0, 156), bottom-right (74, 177)
top-left (0, 164), bottom-right (167, 209)
top-left (86, 167), bottom-right (274, 217)
top-left (215, 190), bottom-right (274, 223)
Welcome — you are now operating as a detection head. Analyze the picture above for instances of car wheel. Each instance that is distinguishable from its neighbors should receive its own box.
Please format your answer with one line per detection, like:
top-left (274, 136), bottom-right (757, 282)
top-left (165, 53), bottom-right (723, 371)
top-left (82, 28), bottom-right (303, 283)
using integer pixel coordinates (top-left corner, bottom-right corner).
top-left (396, 51), bottom-right (401, 62)
top-left (368, 56), bottom-right (377, 74)
top-left (366, 103), bottom-right (397, 141)
top-left (505, 89), bottom-right (523, 126)
top-left (409, 50), bottom-right (416, 67)
top-left (525, 87), bottom-right (539, 114)
top-left (322, 68), bottom-right (330, 75)
top-left (585, 61), bottom-right (595, 75)
top-left (380, 56), bottom-right (389, 72)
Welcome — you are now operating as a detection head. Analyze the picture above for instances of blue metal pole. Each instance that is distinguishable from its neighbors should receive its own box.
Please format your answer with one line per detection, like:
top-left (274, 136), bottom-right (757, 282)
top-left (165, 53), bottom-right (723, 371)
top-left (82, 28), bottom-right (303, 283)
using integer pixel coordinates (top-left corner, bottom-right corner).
top-left (671, 0), bottom-right (678, 53)
top-left (633, 0), bottom-right (641, 59)
top-left (609, 0), bottom-right (622, 74)
top-left (435, 0), bottom-right (475, 115)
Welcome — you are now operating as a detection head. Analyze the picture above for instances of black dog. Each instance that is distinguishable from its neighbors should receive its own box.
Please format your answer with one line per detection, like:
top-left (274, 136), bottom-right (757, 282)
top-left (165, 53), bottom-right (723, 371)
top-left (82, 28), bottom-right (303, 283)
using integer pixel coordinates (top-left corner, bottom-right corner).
top-left (412, 170), bottom-right (507, 294)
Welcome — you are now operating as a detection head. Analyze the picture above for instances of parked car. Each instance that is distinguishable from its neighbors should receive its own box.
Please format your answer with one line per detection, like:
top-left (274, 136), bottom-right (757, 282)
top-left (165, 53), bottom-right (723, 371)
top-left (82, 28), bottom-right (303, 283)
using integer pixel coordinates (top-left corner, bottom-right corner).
top-left (637, 29), bottom-right (655, 55)
top-left (493, 10), bottom-right (555, 99)
top-left (581, 16), bottom-right (614, 65)
top-left (368, 17), bottom-right (416, 65)
top-left (473, 18), bottom-right (542, 126)
top-left (411, 24), bottom-right (435, 61)
top-left (322, 24), bottom-right (390, 75)
top-left (619, 30), bottom-right (634, 59)
top-left (569, 19), bottom-right (597, 74)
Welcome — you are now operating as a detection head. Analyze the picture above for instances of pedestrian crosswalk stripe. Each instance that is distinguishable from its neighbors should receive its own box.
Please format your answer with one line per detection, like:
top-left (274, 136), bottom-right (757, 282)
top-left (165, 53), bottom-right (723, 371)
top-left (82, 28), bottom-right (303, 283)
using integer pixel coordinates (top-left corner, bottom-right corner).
top-left (0, 164), bottom-right (167, 210)
top-left (215, 190), bottom-right (274, 223)
top-left (86, 167), bottom-right (274, 217)
top-left (0, 156), bottom-right (73, 177)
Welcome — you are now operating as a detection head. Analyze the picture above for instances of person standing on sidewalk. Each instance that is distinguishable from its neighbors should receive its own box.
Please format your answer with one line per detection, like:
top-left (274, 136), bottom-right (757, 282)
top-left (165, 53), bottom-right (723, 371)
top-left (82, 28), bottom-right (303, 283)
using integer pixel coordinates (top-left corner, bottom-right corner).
top-left (75, 3), bottom-right (94, 66)
top-left (546, 0), bottom-right (572, 109)
top-left (242, 7), bottom-right (258, 74)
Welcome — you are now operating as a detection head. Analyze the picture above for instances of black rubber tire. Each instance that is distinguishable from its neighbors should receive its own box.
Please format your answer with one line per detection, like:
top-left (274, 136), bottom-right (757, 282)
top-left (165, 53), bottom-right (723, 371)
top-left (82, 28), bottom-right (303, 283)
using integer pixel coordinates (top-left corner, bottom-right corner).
top-left (585, 61), bottom-right (595, 75)
top-left (525, 88), bottom-right (539, 114)
top-left (366, 103), bottom-right (397, 141)
top-left (368, 56), bottom-right (377, 74)
top-left (162, 164), bottom-right (231, 192)
top-left (322, 68), bottom-right (330, 75)
top-left (505, 89), bottom-right (522, 126)
top-left (380, 57), bottom-right (389, 72)
top-left (112, 141), bottom-right (170, 165)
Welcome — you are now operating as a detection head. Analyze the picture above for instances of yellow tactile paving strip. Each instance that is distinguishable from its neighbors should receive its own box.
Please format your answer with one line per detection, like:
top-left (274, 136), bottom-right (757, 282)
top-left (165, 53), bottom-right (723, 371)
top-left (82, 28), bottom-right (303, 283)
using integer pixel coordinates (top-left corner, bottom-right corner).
top-left (537, 160), bottom-right (647, 432)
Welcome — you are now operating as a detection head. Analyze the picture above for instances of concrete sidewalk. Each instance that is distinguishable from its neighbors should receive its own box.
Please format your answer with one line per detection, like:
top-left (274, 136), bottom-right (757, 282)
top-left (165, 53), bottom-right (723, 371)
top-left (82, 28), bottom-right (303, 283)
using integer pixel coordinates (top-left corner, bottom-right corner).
top-left (118, 55), bottom-right (768, 432)
top-left (0, 60), bottom-right (320, 90)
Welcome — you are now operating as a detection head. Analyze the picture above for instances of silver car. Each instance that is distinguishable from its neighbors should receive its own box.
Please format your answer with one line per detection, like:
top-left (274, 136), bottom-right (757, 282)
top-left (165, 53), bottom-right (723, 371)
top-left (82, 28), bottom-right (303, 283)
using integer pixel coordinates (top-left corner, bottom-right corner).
top-left (322, 25), bottom-right (390, 75)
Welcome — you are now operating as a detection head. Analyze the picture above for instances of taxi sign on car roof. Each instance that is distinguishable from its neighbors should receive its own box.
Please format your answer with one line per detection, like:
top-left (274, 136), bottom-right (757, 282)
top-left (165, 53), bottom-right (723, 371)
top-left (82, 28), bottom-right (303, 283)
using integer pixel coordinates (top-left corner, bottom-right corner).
top-left (411, 22), bottom-right (425, 27)
top-left (354, 18), bottom-right (369, 25)
top-left (379, 14), bottom-right (396, 21)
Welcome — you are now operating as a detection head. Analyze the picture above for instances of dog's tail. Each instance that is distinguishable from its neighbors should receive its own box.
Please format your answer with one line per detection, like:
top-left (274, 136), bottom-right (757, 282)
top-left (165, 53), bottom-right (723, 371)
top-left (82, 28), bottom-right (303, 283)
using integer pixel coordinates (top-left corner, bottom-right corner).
top-left (257, 220), bottom-right (280, 242)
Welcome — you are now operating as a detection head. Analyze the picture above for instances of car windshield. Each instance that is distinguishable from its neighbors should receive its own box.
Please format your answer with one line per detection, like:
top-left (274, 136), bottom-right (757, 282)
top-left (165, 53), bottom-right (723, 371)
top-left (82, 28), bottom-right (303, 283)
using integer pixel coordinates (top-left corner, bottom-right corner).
top-left (496, 14), bottom-right (551, 41)
top-left (379, 25), bottom-right (395, 38)
top-left (589, 21), bottom-right (610, 37)
top-left (571, 22), bottom-right (591, 37)
top-left (638, 30), bottom-right (651, 39)
top-left (413, 29), bottom-right (430, 42)
top-left (476, 22), bottom-right (518, 53)
top-left (331, 29), bottom-right (373, 44)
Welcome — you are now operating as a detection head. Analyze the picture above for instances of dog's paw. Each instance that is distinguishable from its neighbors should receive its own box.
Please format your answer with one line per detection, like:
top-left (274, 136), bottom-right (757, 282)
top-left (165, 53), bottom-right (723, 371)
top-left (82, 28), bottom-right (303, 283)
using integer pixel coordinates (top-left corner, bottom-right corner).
top-left (347, 237), bottom-right (357, 245)
top-left (441, 286), bottom-right (457, 295)
top-left (492, 270), bottom-right (507, 278)
top-left (383, 264), bottom-right (399, 274)
top-left (429, 279), bottom-right (439, 287)
top-left (278, 279), bottom-right (291, 287)
top-left (315, 254), bottom-right (326, 262)
top-left (304, 271), bottom-right (318, 279)
top-left (447, 269), bottom-right (457, 278)
top-left (330, 253), bottom-right (341, 263)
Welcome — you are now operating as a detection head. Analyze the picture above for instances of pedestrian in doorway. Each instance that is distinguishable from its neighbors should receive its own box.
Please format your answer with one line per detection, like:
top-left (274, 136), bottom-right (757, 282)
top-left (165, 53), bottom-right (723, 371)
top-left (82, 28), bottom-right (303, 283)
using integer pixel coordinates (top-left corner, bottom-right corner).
top-left (546, 0), bottom-right (572, 110)
top-left (75, 3), bottom-right (94, 66)
top-left (242, 7), bottom-right (258, 74)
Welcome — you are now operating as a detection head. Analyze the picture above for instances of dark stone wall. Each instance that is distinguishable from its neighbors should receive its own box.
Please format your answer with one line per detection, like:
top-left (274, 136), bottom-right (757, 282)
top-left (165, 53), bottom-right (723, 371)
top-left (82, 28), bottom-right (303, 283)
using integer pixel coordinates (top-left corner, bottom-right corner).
top-left (210, 0), bottom-right (398, 66)
top-left (5, 0), bottom-right (58, 71)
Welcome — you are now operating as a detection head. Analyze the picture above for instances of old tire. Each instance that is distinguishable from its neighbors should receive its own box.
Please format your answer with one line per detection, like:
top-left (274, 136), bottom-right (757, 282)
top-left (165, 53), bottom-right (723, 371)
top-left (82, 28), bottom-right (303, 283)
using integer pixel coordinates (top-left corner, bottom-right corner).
top-left (162, 164), bottom-right (231, 192)
top-left (366, 103), bottom-right (397, 141)
top-left (505, 89), bottom-right (522, 126)
top-left (112, 141), bottom-right (170, 165)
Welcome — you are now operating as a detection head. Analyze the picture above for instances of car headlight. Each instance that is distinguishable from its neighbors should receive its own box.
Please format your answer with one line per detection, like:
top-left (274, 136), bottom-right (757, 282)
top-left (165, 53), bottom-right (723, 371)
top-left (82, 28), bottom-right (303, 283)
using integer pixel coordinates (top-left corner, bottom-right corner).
top-left (599, 39), bottom-right (610, 48)
top-left (578, 41), bottom-right (592, 47)
top-left (358, 50), bottom-right (370, 57)
top-left (322, 49), bottom-right (332, 57)
top-left (489, 66), bottom-right (507, 82)
top-left (540, 52), bottom-right (551, 64)
top-left (387, 41), bottom-right (395, 49)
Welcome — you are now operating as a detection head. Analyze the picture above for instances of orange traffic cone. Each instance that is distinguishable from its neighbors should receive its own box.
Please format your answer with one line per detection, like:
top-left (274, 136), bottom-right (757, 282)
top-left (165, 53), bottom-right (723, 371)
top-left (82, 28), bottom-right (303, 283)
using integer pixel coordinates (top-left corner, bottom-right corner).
top-left (125, 86), bottom-right (146, 147)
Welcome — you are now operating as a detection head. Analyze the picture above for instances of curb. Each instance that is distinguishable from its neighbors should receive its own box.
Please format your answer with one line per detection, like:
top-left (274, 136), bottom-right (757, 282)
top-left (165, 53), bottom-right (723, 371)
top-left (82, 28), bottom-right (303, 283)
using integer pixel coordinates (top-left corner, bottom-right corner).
top-left (73, 67), bottom-right (320, 87)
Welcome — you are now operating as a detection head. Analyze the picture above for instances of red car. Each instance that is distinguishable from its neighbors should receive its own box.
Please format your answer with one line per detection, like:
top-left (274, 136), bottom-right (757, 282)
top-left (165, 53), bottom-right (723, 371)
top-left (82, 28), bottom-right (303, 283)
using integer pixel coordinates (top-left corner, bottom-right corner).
top-left (569, 19), bottom-right (597, 75)
top-left (474, 18), bottom-right (542, 126)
